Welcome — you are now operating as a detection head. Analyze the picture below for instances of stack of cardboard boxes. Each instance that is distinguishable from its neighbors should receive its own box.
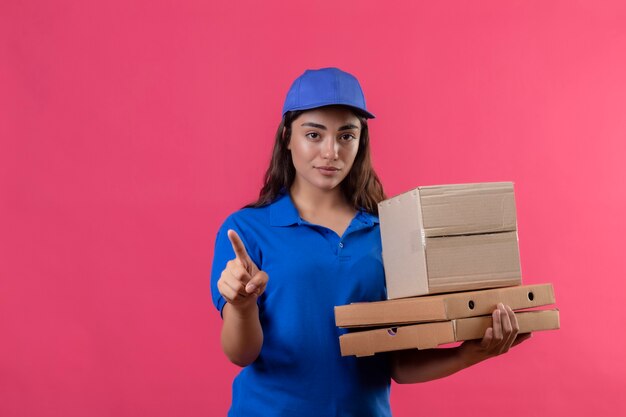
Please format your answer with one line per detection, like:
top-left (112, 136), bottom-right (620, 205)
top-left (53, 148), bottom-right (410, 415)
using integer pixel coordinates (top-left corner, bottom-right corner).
top-left (335, 182), bottom-right (559, 357)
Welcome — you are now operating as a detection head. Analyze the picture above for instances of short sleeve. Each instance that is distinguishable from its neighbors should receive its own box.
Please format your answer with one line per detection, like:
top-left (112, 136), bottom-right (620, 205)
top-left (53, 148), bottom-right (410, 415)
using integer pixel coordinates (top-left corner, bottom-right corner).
top-left (210, 221), bottom-right (231, 316)
top-left (209, 214), bottom-right (261, 317)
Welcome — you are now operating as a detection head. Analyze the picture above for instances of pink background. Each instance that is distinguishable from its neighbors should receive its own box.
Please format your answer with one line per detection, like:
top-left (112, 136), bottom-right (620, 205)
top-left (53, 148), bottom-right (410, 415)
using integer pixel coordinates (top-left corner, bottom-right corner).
top-left (2, 1), bottom-right (625, 416)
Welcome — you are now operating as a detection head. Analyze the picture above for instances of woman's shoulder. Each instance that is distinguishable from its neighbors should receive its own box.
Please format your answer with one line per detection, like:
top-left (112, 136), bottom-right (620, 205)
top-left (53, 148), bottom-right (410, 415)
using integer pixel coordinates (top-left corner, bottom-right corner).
top-left (217, 200), bottom-right (276, 234)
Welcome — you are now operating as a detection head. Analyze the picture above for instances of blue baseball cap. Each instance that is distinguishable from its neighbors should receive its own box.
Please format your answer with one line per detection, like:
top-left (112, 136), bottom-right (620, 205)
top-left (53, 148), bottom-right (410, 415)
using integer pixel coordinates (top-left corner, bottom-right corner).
top-left (281, 67), bottom-right (375, 119)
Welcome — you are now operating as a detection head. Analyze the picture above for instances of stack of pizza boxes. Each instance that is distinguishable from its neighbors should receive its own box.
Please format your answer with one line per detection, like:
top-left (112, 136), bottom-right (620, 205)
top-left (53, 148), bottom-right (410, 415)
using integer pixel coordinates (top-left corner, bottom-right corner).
top-left (335, 182), bottom-right (559, 357)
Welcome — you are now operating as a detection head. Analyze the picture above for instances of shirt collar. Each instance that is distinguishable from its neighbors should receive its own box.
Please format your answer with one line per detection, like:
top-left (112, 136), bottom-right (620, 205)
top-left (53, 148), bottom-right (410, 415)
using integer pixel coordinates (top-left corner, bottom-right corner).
top-left (269, 190), bottom-right (380, 227)
top-left (357, 209), bottom-right (380, 226)
top-left (269, 191), bottom-right (301, 227)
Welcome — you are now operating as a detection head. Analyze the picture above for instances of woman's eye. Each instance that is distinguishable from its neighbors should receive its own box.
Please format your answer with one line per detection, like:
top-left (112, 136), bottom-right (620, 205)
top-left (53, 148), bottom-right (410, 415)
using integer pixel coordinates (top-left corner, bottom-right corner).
top-left (305, 132), bottom-right (320, 140)
top-left (340, 134), bottom-right (356, 141)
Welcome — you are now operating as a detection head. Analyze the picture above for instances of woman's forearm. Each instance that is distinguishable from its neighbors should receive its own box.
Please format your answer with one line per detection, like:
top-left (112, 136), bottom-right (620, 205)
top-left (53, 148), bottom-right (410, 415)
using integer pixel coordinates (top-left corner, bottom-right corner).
top-left (391, 346), bottom-right (479, 384)
top-left (221, 302), bottom-right (263, 367)
top-left (390, 305), bottom-right (531, 384)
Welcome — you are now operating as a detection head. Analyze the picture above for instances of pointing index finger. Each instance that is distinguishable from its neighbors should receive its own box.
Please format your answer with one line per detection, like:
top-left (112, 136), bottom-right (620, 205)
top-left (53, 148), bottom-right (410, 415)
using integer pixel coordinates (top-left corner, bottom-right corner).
top-left (227, 229), bottom-right (250, 262)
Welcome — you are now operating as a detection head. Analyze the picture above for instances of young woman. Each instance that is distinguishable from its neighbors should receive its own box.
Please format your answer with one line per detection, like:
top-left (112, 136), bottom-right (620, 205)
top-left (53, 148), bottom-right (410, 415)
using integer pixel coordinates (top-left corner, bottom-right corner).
top-left (210, 67), bottom-right (530, 416)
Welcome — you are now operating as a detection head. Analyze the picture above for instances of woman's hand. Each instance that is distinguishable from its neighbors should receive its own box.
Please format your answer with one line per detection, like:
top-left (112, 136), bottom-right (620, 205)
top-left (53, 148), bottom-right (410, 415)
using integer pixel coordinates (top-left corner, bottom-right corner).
top-left (217, 229), bottom-right (269, 312)
top-left (458, 303), bottom-right (532, 365)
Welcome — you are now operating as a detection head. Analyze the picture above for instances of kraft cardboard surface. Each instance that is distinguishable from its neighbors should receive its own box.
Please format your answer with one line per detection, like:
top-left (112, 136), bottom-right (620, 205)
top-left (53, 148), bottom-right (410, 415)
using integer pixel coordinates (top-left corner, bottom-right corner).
top-left (335, 283), bottom-right (555, 328)
top-left (339, 309), bottom-right (560, 357)
top-left (455, 309), bottom-right (561, 341)
top-left (379, 181), bottom-right (522, 299)
top-left (379, 182), bottom-right (518, 238)
top-left (426, 231), bottom-right (521, 293)
top-left (339, 321), bottom-right (455, 358)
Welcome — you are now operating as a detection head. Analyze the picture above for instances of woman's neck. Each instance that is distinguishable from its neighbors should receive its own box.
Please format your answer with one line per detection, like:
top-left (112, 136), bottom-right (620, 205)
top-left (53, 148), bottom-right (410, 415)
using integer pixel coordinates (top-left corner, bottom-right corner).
top-left (289, 180), bottom-right (352, 218)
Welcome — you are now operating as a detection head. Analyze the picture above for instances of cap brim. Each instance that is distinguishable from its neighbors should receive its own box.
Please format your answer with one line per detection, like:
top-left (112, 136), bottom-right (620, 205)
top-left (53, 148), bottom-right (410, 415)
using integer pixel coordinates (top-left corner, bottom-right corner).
top-left (283, 103), bottom-right (375, 119)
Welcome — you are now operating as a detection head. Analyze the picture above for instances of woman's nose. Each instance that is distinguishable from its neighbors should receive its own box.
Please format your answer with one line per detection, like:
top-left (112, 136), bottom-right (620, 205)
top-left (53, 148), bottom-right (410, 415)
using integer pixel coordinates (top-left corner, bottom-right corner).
top-left (322, 138), bottom-right (339, 160)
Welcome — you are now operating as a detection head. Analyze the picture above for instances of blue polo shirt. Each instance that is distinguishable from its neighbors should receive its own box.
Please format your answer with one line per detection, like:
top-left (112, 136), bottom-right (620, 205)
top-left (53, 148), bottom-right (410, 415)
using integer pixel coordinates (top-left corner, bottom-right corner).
top-left (210, 191), bottom-right (391, 417)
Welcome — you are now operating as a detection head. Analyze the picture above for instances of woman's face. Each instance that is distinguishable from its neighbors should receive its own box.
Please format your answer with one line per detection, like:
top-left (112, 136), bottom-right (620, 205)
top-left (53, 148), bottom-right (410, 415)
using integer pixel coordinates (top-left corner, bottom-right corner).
top-left (287, 105), bottom-right (361, 193)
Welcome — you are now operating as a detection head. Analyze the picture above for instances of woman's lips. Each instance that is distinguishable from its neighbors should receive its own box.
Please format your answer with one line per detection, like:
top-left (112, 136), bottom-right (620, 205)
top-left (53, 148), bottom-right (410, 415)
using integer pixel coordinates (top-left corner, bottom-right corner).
top-left (316, 166), bottom-right (340, 176)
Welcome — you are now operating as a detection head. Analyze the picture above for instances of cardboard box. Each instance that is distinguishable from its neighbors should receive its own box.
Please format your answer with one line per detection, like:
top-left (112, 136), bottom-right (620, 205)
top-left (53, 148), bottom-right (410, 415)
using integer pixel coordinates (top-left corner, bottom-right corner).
top-left (335, 283), bottom-right (555, 328)
top-left (454, 309), bottom-right (560, 341)
top-left (339, 309), bottom-right (560, 357)
top-left (378, 182), bottom-right (522, 299)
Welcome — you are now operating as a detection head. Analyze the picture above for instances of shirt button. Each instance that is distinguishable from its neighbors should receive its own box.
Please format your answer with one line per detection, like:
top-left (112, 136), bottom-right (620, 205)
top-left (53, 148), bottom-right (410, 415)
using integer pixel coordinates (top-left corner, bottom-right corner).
top-left (339, 242), bottom-right (344, 248)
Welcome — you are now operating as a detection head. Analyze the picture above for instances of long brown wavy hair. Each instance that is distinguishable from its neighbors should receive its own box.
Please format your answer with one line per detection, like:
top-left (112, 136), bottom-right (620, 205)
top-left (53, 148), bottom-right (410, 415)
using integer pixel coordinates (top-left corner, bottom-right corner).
top-left (245, 107), bottom-right (386, 215)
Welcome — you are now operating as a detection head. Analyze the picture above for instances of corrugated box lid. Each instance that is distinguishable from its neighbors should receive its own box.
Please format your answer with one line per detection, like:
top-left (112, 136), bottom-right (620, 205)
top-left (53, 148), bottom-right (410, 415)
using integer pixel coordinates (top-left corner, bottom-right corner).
top-left (335, 284), bottom-right (555, 328)
top-left (418, 181), bottom-right (518, 237)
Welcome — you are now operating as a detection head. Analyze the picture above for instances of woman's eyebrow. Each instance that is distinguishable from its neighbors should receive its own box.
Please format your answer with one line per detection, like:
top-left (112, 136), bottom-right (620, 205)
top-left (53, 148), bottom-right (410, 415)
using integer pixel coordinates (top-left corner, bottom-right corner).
top-left (301, 122), bottom-right (360, 131)
top-left (301, 122), bottom-right (327, 130)
top-left (338, 123), bottom-right (360, 131)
